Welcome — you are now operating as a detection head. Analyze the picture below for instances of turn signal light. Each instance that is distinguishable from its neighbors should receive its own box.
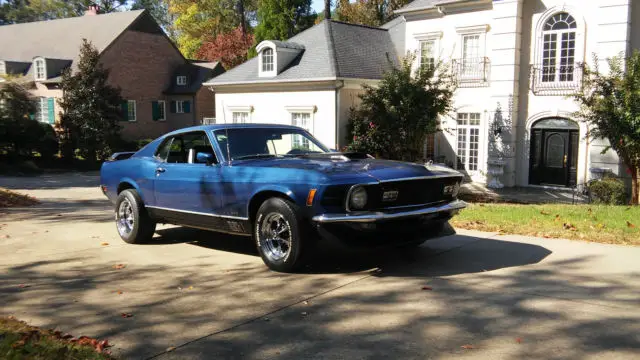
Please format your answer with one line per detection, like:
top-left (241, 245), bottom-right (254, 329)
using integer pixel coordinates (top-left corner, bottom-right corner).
top-left (306, 189), bottom-right (317, 206)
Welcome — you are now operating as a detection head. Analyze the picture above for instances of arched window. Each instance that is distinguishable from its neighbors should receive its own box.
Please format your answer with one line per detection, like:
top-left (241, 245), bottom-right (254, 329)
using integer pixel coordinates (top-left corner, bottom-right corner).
top-left (541, 12), bottom-right (577, 83)
top-left (261, 48), bottom-right (274, 73)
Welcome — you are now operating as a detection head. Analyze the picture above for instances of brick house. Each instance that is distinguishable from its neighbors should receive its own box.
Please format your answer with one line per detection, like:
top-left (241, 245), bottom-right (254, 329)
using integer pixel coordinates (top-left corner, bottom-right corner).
top-left (0, 8), bottom-right (224, 140)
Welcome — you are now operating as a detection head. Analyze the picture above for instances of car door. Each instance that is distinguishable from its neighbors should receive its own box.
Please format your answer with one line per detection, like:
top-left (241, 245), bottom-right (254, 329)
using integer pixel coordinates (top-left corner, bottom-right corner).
top-left (152, 131), bottom-right (223, 219)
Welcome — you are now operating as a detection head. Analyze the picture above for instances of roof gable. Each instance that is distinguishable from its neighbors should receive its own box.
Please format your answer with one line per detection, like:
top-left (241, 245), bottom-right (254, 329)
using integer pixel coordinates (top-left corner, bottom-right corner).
top-left (206, 20), bottom-right (398, 86)
top-left (0, 10), bottom-right (145, 63)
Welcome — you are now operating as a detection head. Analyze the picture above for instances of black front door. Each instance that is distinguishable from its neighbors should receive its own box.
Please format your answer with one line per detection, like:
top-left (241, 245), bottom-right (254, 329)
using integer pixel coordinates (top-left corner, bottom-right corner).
top-left (530, 129), bottom-right (578, 186)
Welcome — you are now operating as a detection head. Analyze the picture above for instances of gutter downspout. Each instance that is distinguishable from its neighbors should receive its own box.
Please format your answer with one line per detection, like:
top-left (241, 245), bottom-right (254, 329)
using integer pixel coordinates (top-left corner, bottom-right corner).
top-left (583, 125), bottom-right (590, 187)
top-left (334, 80), bottom-right (345, 151)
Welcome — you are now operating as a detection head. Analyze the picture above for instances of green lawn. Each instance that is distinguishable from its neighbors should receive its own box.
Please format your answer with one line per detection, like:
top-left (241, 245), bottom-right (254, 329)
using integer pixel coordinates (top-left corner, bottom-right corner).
top-left (0, 317), bottom-right (113, 360)
top-left (452, 203), bottom-right (640, 245)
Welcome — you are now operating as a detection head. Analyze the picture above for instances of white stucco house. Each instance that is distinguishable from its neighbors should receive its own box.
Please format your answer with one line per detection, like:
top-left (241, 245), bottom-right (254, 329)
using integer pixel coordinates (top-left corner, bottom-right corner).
top-left (205, 0), bottom-right (640, 189)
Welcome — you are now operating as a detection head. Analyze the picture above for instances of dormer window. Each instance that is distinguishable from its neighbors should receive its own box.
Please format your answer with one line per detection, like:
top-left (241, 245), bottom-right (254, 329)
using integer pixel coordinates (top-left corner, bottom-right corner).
top-left (262, 48), bottom-right (274, 72)
top-left (34, 58), bottom-right (46, 81)
top-left (177, 75), bottom-right (187, 85)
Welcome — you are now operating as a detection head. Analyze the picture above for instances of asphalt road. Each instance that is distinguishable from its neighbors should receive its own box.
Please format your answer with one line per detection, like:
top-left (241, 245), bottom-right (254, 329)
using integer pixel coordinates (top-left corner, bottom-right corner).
top-left (1, 173), bottom-right (639, 359)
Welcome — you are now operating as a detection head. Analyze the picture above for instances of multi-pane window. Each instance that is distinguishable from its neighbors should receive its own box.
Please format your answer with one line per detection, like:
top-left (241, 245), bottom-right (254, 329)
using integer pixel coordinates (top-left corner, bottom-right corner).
top-left (34, 59), bottom-right (46, 80)
top-left (176, 76), bottom-right (187, 85)
top-left (176, 100), bottom-right (185, 114)
top-left (262, 48), bottom-right (274, 72)
top-left (127, 100), bottom-right (136, 121)
top-left (542, 12), bottom-right (577, 83)
top-left (158, 100), bottom-right (166, 121)
top-left (419, 40), bottom-right (435, 70)
top-left (232, 111), bottom-right (248, 123)
top-left (462, 34), bottom-right (480, 76)
top-left (456, 113), bottom-right (481, 171)
top-left (36, 97), bottom-right (48, 123)
top-left (291, 112), bottom-right (311, 149)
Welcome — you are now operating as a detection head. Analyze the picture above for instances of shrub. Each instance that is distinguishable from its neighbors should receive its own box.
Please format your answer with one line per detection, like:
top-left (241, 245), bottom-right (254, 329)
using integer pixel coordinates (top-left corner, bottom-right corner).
top-left (588, 177), bottom-right (628, 205)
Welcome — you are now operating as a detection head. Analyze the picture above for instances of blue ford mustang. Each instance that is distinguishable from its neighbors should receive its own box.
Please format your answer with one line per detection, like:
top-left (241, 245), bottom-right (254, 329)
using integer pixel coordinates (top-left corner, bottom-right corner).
top-left (100, 124), bottom-right (466, 272)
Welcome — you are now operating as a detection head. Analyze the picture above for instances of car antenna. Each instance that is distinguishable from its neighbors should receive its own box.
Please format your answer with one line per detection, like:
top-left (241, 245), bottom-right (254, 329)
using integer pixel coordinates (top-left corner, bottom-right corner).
top-left (221, 100), bottom-right (232, 166)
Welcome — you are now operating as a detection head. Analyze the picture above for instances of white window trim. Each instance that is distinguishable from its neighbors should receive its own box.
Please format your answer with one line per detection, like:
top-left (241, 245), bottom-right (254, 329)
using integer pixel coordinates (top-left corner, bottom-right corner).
top-left (158, 100), bottom-right (166, 121)
top-left (176, 76), bottom-right (187, 86)
top-left (176, 100), bottom-right (185, 114)
top-left (258, 47), bottom-right (277, 77)
top-left (226, 105), bottom-right (253, 123)
top-left (231, 111), bottom-right (250, 124)
top-left (37, 97), bottom-right (48, 123)
top-left (413, 31), bottom-right (442, 72)
top-left (454, 111), bottom-right (486, 177)
top-left (456, 24), bottom-right (489, 60)
top-left (285, 105), bottom-right (316, 135)
top-left (33, 58), bottom-right (46, 81)
top-left (127, 100), bottom-right (136, 122)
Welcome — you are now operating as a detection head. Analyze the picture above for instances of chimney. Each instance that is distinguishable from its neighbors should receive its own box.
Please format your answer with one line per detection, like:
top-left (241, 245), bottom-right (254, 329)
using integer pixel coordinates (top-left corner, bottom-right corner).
top-left (85, 4), bottom-right (99, 16)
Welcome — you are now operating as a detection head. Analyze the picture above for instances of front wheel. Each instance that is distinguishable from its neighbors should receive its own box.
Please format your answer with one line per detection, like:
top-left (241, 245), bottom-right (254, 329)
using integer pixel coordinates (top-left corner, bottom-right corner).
top-left (115, 189), bottom-right (156, 244)
top-left (254, 197), bottom-right (306, 272)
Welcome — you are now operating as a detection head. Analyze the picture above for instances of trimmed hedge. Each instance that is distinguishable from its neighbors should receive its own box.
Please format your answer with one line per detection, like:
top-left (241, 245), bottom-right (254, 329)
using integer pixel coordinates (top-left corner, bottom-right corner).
top-left (588, 177), bottom-right (628, 205)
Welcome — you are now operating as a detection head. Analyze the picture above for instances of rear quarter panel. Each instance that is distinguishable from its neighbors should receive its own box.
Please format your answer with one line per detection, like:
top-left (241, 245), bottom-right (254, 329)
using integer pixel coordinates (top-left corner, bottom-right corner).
top-left (100, 157), bottom-right (157, 205)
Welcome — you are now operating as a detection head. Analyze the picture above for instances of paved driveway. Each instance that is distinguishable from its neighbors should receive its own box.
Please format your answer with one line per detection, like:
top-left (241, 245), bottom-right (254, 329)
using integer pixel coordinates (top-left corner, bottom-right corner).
top-left (1, 173), bottom-right (639, 359)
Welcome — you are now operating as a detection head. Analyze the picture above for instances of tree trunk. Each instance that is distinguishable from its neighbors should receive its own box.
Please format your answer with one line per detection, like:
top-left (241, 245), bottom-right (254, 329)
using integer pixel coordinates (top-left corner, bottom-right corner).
top-left (324, 0), bottom-right (331, 20)
top-left (237, 0), bottom-right (246, 36)
top-left (632, 166), bottom-right (639, 205)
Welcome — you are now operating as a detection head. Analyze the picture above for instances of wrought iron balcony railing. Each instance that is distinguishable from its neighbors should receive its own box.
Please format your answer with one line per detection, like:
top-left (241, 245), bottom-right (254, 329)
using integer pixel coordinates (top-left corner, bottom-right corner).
top-left (452, 57), bottom-right (490, 86)
top-left (530, 64), bottom-right (583, 95)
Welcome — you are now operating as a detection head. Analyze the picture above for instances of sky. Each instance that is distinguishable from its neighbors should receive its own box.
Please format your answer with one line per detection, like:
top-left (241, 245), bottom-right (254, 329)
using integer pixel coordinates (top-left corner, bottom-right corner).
top-left (311, 0), bottom-right (327, 14)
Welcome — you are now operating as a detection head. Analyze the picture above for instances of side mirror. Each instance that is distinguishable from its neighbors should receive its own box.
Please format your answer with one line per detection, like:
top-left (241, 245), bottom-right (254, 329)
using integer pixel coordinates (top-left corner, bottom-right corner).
top-left (196, 152), bottom-right (214, 165)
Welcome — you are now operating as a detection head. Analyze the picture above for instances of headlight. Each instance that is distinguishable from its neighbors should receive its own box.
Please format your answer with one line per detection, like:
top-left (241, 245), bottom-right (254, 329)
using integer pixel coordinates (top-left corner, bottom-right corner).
top-left (452, 182), bottom-right (460, 198)
top-left (349, 186), bottom-right (368, 210)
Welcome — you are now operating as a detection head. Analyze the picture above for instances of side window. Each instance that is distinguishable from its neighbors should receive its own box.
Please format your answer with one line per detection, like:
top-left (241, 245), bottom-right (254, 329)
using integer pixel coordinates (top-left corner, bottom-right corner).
top-left (155, 137), bottom-right (174, 162)
top-left (181, 131), bottom-right (218, 164)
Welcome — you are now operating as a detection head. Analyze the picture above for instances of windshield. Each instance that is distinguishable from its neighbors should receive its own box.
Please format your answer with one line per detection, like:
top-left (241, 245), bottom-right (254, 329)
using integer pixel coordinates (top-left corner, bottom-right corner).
top-left (213, 128), bottom-right (330, 161)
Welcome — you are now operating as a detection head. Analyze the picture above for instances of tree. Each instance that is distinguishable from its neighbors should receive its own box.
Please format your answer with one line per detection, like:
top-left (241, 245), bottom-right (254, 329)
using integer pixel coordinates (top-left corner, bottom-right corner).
top-left (169, 0), bottom-right (256, 59)
top-left (58, 39), bottom-right (124, 161)
top-left (573, 51), bottom-right (640, 205)
top-left (336, 0), bottom-right (408, 27)
top-left (347, 53), bottom-right (456, 161)
top-left (131, 0), bottom-right (173, 37)
top-left (323, 0), bottom-right (330, 19)
top-left (254, 0), bottom-right (316, 45)
top-left (0, 80), bottom-right (36, 155)
top-left (197, 27), bottom-right (254, 69)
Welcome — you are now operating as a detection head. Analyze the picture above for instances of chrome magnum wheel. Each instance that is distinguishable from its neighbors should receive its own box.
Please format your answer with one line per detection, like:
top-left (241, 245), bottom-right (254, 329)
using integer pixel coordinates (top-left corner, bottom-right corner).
top-left (116, 198), bottom-right (135, 236)
top-left (114, 189), bottom-right (156, 244)
top-left (254, 197), bottom-right (306, 272)
top-left (259, 212), bottom-right (292, 262)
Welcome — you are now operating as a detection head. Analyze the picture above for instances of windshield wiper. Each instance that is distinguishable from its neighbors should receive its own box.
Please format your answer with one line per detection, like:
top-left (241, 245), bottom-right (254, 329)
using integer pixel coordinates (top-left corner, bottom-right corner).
top-left (234, 154), bottom-right (279, 160)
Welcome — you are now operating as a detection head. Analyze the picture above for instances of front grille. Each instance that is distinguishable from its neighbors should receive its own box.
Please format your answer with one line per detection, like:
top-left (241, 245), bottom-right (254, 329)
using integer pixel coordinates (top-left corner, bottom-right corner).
top-left (322, 177), bottom-right (461, 212)
top-left (370, 177), bottom-right (459, 210)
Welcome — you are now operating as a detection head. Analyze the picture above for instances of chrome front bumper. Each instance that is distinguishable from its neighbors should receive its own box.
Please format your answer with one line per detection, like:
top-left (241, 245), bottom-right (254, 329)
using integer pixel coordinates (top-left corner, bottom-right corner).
top-left (311, 200), bottom-right (467, 223)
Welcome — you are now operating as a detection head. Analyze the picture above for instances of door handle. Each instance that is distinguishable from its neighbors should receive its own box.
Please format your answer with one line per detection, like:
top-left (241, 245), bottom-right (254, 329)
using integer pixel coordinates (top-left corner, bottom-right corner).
top-left (156, 167), bottom-right (166, 174)
top-left (563, 155), bottom-right (567, 166)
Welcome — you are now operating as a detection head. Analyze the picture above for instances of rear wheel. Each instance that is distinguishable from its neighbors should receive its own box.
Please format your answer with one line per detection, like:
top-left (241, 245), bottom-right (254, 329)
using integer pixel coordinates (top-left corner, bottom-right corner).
top-left (254, 197), bottom-right (306, 272)
top-left (115, 189), bottom-right (156, 244)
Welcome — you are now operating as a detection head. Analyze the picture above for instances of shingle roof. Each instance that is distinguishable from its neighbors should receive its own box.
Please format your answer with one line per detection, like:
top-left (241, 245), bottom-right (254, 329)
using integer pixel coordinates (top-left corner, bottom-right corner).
top-left (395, 0), bottom-right (467, 14)
top-left (205, 20), bottom-right (398, 86)
top-left (0, 10), bottom-right (145, 63)
top-left (165, 61), bottom-right (225, 94)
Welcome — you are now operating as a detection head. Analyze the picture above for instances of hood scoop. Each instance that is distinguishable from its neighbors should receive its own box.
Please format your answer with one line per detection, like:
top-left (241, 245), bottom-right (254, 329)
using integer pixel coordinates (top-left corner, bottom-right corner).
top-left (304, 152), bottom-right (373, 162)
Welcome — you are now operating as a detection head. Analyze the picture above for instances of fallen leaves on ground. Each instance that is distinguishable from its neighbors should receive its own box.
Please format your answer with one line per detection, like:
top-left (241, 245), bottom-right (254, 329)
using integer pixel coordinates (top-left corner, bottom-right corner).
top-left (0, 187), bottom-right (39, 208)
top-left (515, 337), bottom-right (523, 344)
top-left (461, 344), bottom-right (474, 349)
top-left (116, 290), bottom-right (123, 295)
top-left (120, 313), bottom-right (133, 318)
top-left (540, 210), bottom-right (550, 215)
top-left (421, 286), bottom-right (433, 291)
top-left (112, 264), bottom-right (126, 270)
top-left (100, 242), bottom-right (109, 246)
top-left (1, 316), bottom-right (112, 356)
top-left (166, 346), bottom-right (177, 352)
top-left (563, 223), bottom-right (577, 231)
top-left (17, 284), bottom-right (30, 288)
top-left (627, 221), bottom-right (636, 228)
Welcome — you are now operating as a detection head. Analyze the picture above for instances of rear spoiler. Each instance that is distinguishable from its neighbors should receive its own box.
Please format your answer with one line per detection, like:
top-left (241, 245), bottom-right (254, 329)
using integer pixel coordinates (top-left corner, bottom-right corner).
top-left (107, 152), bottom-right (135, 161)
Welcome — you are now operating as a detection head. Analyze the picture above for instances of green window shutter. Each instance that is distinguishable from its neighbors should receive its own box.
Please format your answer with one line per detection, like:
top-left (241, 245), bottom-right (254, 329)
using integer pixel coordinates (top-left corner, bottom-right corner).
top-left (47, 98), bottom-right (55, 124)
top-left (151, 101), bottom-right (159, 121)
top-left (184, 101), bottom-right (191, 113)
top-left (170, 101), bottom-right (177, 114)
top-left (120, 101), bottom-right (129, 121)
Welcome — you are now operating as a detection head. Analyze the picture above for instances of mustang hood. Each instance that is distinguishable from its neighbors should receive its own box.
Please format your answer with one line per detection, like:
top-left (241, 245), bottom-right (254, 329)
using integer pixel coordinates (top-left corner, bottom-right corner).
top-left (236, 154), bottom-right (463, 183)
